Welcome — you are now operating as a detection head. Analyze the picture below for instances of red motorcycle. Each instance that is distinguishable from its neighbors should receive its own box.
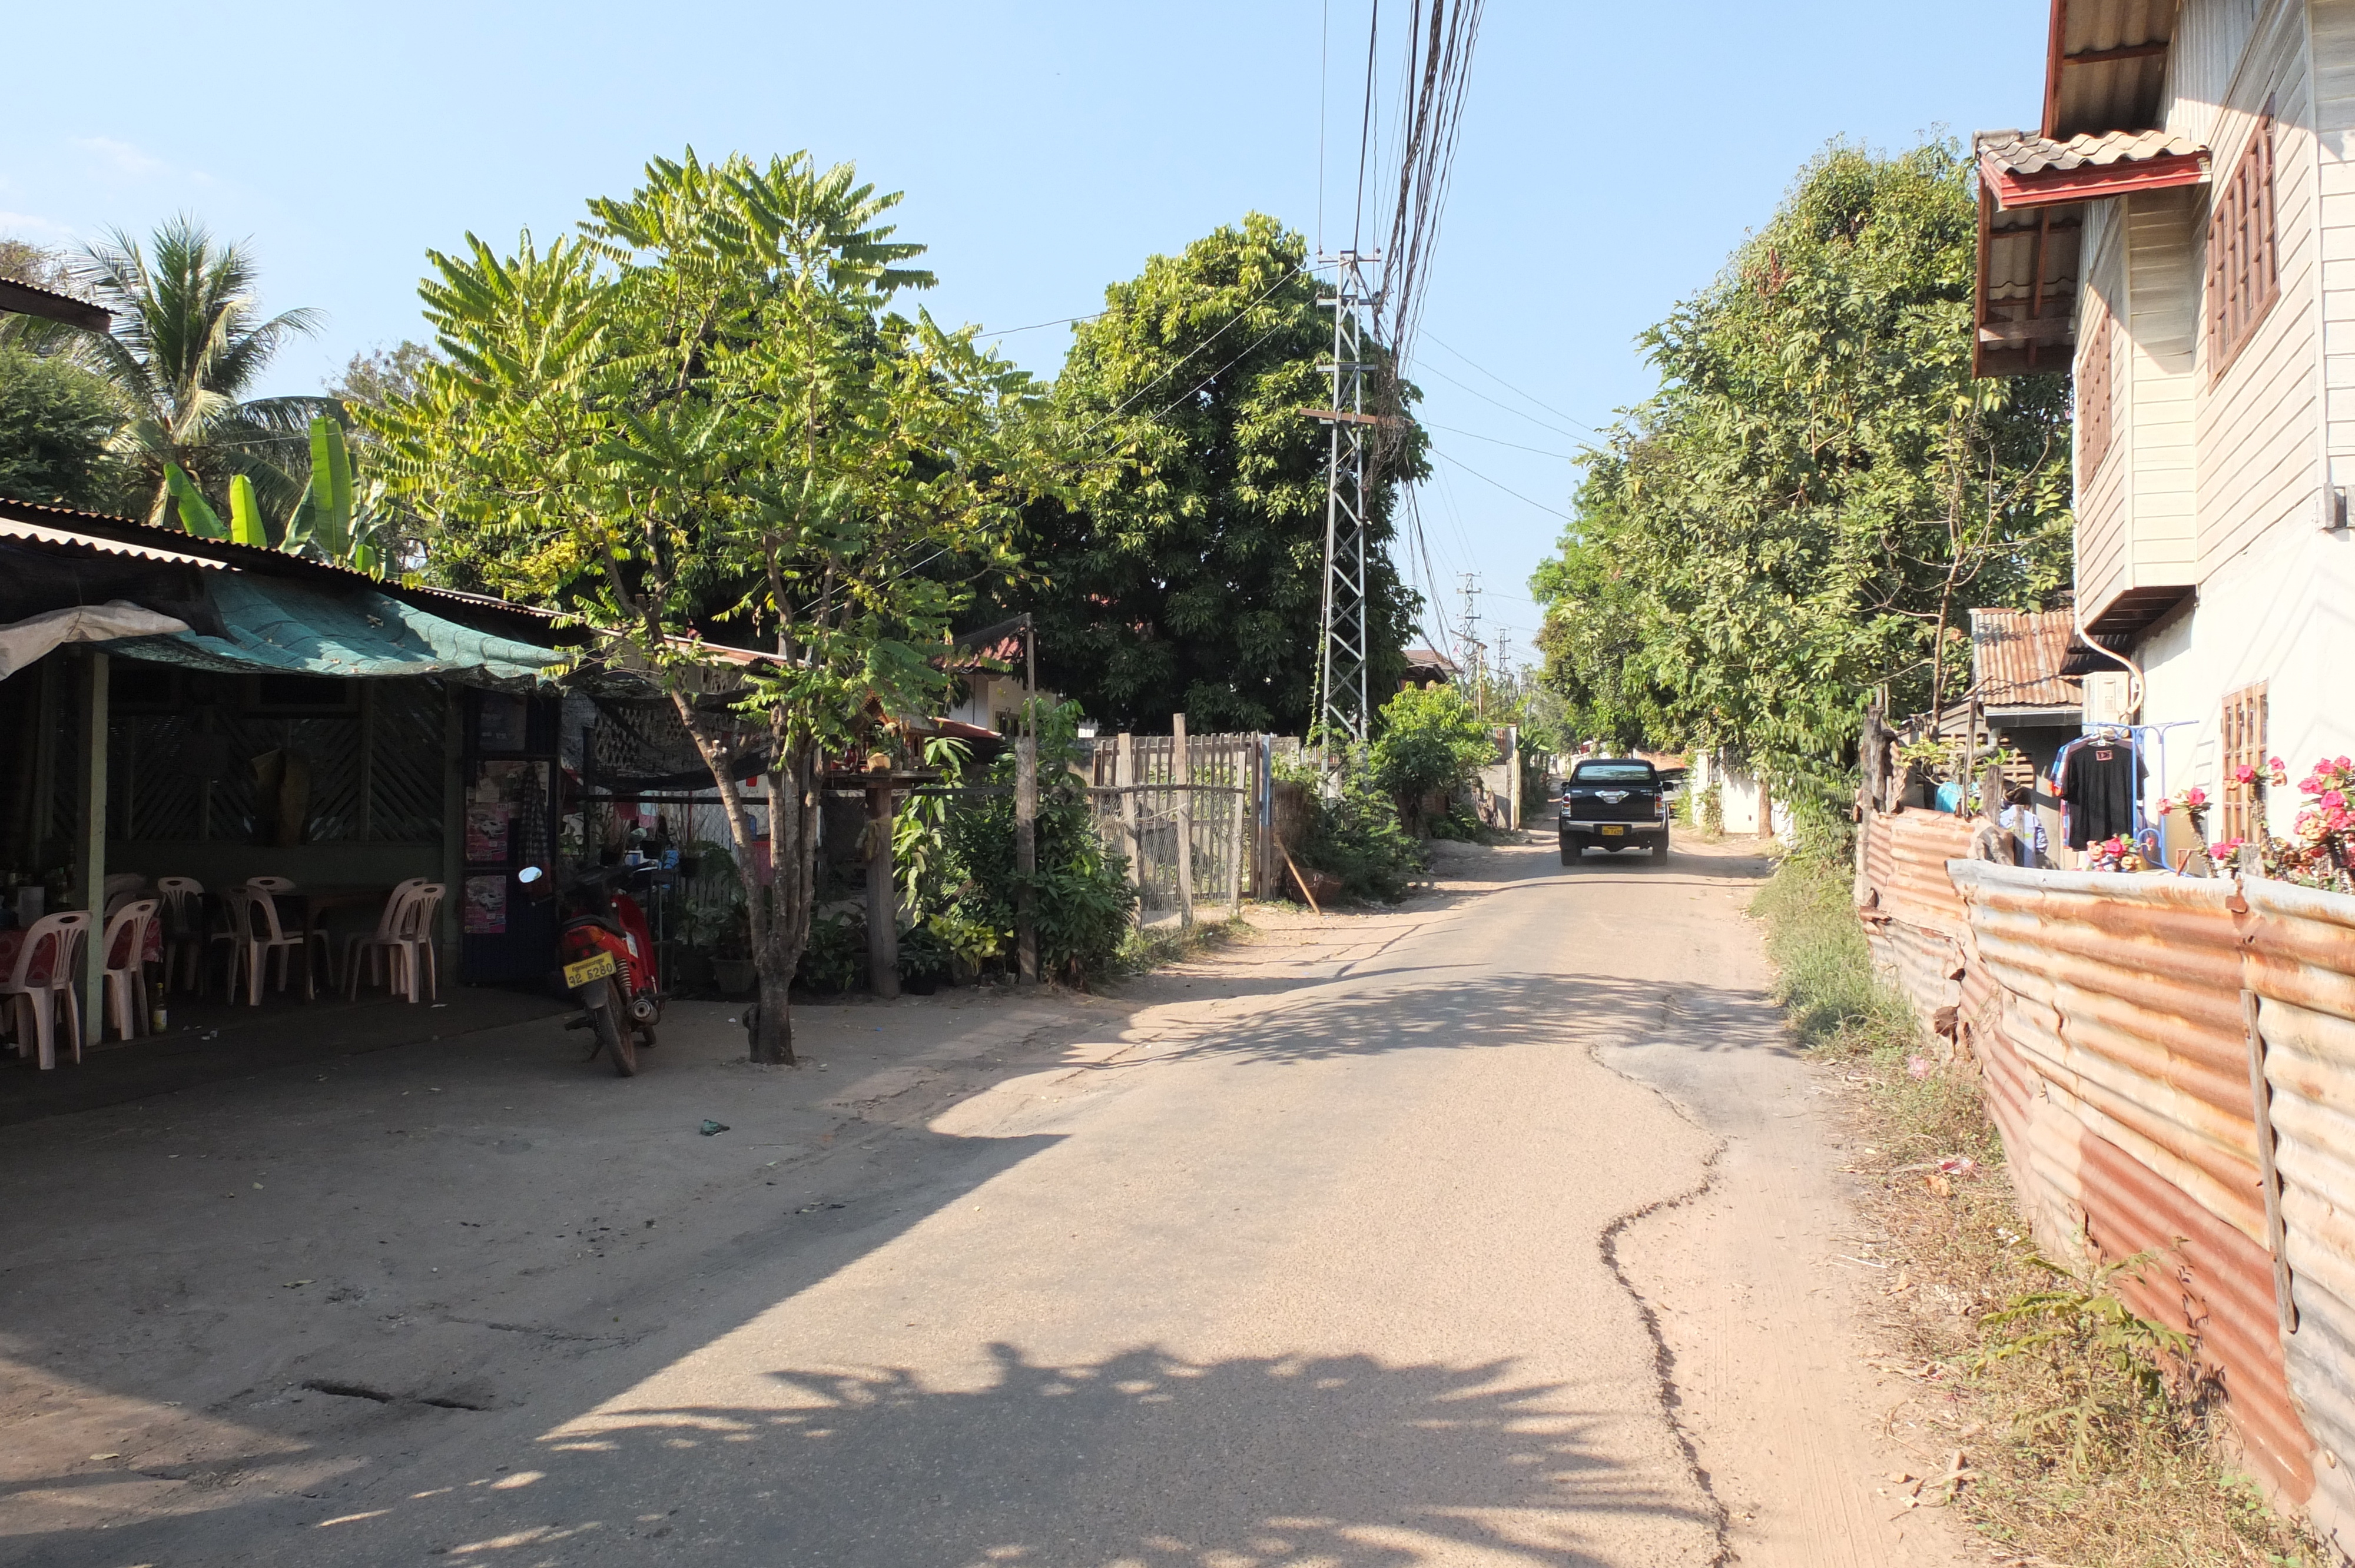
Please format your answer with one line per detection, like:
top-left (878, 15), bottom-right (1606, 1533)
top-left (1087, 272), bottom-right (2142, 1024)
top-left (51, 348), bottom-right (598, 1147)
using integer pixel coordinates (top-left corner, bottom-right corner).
top-left (523, 864), bottom-right (664, 1075)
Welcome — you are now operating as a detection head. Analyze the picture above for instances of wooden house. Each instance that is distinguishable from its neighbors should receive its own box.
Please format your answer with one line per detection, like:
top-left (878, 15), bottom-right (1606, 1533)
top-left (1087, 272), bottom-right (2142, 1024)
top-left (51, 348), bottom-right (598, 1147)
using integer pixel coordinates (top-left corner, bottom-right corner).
top-left (1975, 0), bottom-right (2355, 848)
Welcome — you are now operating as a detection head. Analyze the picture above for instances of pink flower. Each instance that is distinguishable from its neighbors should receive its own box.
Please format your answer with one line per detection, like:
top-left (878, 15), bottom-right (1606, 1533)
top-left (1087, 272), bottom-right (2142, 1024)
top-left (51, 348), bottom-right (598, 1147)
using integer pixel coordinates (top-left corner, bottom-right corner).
top-left (2327, 790), bottom-right (2348, 812)
top-left (2185, 788), bottom-right (2208, 808)
top-left (2235, 764), bottom-right (2258, 785)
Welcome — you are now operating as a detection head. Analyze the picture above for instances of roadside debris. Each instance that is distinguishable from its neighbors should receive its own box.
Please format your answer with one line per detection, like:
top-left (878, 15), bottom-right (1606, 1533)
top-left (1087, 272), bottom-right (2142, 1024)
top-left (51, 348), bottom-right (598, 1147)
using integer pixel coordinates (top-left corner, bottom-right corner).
top-left (698, 1120), bottom-right (729, 1136)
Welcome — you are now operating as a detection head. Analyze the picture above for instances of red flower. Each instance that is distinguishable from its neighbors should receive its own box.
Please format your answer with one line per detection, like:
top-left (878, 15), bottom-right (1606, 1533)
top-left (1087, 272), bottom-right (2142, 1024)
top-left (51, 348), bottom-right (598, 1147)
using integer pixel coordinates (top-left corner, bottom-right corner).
top-left (2234, 764), bottom-right (2258, 785)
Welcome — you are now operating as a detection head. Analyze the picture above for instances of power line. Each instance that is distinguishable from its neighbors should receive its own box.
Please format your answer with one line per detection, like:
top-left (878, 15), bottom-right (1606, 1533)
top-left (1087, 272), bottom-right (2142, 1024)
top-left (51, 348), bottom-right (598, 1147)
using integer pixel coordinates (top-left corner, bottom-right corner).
top-left (979, 310), bottom-right (1105, 339)
top-left (1421, 330), bottom-right (1592, 432)
top-left (1352, 1), bottom-right (1381, 251)
top-left (1429, 447), bottom-right (1573, 521)
top-left (1409, 357), bottom-right (1593, 441)
top-left (1419, 420), bottom-right (1575, 459)
top-left (1317, 0), bottom-right (1330, 254)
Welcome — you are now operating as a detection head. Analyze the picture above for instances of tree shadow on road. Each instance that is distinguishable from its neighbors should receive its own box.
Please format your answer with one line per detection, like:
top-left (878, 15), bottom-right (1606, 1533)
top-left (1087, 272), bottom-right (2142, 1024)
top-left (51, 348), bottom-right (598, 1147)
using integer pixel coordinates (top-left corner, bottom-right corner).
top-left (1124, 971), bottom-right (1796, 1069)
top-left (260, 1342), bottom-right (1711, 1567)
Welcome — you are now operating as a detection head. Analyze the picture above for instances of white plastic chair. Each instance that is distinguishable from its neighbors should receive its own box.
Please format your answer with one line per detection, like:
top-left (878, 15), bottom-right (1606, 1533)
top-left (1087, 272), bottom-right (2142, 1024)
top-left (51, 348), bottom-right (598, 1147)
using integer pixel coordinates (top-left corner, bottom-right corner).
top-left (399, 884), bottom-right (446, 1004)
top-left (0, 911), bottom-right (92, 1069)
top-left (99, 898), bottom-right (158, 1041)
top-left (344, 879), bottom-right (429, 1001)
top-left (219, 885), bottom-right (318, 1005)
top-left (155, 877), bottom-right (206, 996)
top-left (101, 872), bottom-right (148, 919)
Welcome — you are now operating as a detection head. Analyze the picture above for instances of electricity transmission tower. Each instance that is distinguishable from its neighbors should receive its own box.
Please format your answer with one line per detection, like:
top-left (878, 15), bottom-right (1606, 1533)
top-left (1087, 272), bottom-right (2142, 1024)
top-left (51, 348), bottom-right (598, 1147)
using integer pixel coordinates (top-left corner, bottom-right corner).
top-left (1313, 251), bottom-right (1381, 748)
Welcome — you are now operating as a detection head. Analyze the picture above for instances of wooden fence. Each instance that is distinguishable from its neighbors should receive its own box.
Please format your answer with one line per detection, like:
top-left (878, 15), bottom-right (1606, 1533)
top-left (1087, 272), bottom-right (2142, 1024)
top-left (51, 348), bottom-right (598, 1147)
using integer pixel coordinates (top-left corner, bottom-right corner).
top-left (1084, 723), bottom-right (1267, 927)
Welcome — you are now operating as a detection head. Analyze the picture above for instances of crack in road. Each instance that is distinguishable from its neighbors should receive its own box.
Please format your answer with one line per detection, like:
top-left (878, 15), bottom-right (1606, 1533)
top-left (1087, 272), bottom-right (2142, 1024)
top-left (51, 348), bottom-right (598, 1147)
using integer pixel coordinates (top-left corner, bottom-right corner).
top-left (1592, 986), bottom-right (1737, 1567)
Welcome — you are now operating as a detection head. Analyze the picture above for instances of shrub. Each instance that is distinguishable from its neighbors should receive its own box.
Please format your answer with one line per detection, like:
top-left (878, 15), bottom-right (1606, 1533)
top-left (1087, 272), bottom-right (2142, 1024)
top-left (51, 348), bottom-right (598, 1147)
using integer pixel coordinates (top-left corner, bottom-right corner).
top-left (1371, 685), bottom-right (1496, 835)
top-left (1287, 759), bottom-right (1425, 903)
top-left (935, 700), bottom-right (1137, 984)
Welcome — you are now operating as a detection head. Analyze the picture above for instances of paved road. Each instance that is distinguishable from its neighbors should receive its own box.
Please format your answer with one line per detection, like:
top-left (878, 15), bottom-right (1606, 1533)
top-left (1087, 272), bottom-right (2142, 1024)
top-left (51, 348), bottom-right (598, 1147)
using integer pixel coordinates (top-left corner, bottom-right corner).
top-left (5, 836), bottom-right (1974, 1567)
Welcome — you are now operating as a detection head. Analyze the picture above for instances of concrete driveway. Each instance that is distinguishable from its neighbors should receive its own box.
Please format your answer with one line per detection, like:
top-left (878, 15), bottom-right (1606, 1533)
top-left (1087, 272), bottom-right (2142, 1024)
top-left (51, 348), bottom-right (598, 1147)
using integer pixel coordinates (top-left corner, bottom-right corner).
top-left (0, 836), bottom-right (1977, 1566)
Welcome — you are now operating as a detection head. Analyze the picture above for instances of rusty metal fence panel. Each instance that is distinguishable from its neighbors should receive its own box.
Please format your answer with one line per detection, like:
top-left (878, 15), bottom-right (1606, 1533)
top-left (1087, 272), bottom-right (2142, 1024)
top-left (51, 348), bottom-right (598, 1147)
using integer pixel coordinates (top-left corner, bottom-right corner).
top-left (1852, 827), bottom-right (2340, 1505)
top-left (2244, 879), bottom-right (2355, 1512)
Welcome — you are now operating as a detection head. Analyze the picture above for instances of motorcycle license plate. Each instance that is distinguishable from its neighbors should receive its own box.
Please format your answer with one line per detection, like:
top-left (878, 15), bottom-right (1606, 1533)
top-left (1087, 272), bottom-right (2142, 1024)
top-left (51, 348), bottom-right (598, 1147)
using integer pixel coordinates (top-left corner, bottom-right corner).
top-left (563, 951), bottom-right (618, 988)
top-left (1600, 825), bottom-right (1626, 837)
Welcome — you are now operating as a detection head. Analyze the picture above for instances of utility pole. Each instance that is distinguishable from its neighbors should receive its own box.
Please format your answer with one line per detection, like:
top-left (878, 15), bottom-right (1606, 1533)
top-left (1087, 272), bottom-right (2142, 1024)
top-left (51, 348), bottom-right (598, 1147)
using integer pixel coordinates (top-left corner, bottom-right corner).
top-left (1312, 250), bottom-right (1381, 753)
top-left (1458, 574), bottom-right (1484, 720)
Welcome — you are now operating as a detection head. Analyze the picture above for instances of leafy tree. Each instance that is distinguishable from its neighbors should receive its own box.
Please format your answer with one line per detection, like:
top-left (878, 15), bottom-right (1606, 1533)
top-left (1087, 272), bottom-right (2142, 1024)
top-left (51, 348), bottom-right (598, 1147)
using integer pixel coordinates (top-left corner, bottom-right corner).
top-left (1371, 682), bottom-right (1494, 834)
top-left (0, 347), bottom-right (132, 510)
top-left (327, 340), bottom-right (437, 410)
top-left (998, 215), bottom-right (1425, 734)
top-left (1533, 141), bottom-right (2071, 803)
top-left (67, 217), bottom-right (331, 524)
top-left (369, 150), bottom-right (1049, 1063)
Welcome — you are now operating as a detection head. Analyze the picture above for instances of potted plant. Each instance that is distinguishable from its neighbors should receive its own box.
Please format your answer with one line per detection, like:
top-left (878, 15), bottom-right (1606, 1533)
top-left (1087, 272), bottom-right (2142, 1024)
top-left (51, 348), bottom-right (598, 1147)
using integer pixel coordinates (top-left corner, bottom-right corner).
top-left (898, 921), bottom-right (950, 995)
top-left (711, 905), bottom-right (756, 996)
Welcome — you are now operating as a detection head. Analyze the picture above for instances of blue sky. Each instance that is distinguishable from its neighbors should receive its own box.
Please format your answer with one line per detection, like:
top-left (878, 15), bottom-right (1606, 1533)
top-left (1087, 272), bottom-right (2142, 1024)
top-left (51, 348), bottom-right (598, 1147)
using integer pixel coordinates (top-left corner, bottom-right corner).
top-left (4, 1), bottom-right (2049, 663)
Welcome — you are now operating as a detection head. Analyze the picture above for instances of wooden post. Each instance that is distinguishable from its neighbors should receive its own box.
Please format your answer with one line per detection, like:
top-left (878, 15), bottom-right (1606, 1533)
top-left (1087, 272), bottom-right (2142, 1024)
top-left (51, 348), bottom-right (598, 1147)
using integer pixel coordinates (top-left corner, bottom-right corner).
top-left (440, 686), bottom-right (466, 978)
top-left (1172, 713), bottom-right (1195, 927)
top-left (1014, 732), bottom-right (1038, 985)
top-left (866, 777), bottom-right (899, 999)
top-left (1228, 740), bottom-right (1247, 911)
top-left (1116, 732), bottom-right (1141, 922)
top-left (75, 651), bottom-right (108, 1044)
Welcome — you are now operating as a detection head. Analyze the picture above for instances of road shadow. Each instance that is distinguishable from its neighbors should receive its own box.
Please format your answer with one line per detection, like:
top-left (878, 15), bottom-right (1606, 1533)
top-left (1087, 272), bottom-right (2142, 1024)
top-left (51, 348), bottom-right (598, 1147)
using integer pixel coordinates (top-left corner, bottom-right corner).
top-left (15, 1343), bottom-right (1709, 1566)
top-left (1138, 970), bottom-right (1797, 1068)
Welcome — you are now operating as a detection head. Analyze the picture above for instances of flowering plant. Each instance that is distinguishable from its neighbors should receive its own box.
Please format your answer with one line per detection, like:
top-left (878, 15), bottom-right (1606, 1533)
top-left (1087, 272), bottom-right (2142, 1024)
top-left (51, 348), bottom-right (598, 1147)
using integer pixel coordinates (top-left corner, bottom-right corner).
top-left (2086, 835), bottom-right (2148, 873)
top-left (2157, 786), bottom-right (2210, 818)
top-left (2232, 757), bottom-right (2355, 893)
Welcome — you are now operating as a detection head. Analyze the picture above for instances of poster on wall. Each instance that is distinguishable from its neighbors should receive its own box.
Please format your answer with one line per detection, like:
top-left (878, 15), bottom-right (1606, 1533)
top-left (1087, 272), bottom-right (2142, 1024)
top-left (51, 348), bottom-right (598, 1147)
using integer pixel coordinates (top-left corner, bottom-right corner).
top-left (465, 801), bottom-right (513, 862)
top-left (463, 874), bottom-right (508, 934)
top-left (476, 693), bottom-right (527, 752)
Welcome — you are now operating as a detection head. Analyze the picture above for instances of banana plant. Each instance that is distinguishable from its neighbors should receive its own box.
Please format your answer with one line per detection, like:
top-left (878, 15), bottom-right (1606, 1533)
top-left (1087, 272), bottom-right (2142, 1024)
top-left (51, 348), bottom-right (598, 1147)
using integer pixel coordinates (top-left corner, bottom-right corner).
top-left (162, 462), bottom-right (225, 538)
top-left (163, 419), bottom-right (388, 573)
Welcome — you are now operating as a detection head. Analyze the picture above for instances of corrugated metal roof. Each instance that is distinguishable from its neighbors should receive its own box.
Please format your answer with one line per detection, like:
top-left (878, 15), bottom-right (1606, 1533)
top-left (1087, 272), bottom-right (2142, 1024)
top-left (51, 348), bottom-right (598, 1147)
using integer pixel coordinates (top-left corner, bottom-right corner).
top-left (0, 517), bottom-right (224, 568)
top-left (0, 494), bottom-right (557, 629)
top-left (0, 276), bottom-right (110, 333)
top-left (2045, 0), bottom-right (2176, 139)
top-left (1971, 608), bottom-right (2084, 708)
top-left (1979, 127), bottom-right (2200, 176)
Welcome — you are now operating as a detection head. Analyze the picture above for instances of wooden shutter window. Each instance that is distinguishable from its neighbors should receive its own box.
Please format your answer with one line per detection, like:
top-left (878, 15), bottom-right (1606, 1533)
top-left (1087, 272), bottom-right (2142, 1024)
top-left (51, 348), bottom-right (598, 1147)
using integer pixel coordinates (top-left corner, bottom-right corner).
top-left (2221, 682), bottom-right (2270, 845)
top-left (2207, 117), bottom-right (2279, 381)
top-left (2078, 299), bottom-right (2115, 476)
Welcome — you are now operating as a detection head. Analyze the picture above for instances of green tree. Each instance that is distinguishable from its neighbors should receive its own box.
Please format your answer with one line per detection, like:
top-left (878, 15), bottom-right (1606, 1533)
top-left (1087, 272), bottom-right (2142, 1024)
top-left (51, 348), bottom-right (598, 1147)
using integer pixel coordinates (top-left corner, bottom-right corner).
top-left (1533, 141), bottom-right (2071, 804)
top-left (369, 150), bottom-right (1049, 1063)
top-left (1001, 215), bottom-right (1425, 733)
top-left (68, 217), bottom-right (331, 524)
top-left (1371, 682), bottom-right (1494, 835)
top-left (0, 347), bottom-right (131, 510)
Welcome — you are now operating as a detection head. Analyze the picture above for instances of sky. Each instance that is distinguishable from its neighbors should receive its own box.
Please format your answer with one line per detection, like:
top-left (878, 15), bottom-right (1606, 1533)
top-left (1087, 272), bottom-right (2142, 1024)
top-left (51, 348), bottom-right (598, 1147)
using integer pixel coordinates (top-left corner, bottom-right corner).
top-left (3, 1), bottom-right (2052, 670)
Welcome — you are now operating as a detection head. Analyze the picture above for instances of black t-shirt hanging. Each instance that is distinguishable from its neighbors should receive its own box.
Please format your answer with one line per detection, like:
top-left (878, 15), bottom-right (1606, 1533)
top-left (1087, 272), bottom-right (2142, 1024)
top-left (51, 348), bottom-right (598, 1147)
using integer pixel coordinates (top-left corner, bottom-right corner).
top-left (2060, 740), bottom-right (2145, 849)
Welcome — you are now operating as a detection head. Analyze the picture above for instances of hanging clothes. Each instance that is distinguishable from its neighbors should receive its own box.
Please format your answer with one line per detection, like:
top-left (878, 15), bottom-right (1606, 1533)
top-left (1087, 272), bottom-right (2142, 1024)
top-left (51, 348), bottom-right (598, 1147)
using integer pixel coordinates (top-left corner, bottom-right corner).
top-left (2058, 732), bottom-right (2147, 849)
top-left (1998, 802), bottom-right (2048, 867)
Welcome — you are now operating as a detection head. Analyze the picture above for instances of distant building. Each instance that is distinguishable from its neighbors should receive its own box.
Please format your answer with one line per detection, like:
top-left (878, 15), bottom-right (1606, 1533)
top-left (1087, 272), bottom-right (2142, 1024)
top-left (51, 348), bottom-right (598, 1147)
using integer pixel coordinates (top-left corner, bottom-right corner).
top-left (1399, 646), bottom-right (1460, 688)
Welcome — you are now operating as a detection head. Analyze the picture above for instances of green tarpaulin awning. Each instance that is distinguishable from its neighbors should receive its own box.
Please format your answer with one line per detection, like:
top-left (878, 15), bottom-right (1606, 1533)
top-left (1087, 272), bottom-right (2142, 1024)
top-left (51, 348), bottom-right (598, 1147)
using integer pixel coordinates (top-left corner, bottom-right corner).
top-left (110, 572), bottom-right (561, 689)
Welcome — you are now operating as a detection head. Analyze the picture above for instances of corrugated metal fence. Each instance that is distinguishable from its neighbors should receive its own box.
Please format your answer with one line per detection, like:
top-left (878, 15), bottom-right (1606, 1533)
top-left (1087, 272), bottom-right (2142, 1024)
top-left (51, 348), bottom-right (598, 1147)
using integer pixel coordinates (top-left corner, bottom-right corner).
top-left (1858, 808), bottom-right (2355, 1543)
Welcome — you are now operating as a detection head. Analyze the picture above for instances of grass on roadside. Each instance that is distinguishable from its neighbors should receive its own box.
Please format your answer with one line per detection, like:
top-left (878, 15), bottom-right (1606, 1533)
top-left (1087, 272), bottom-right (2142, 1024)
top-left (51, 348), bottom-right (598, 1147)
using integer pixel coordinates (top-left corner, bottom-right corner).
top-left (1112, 911), bottom-right (1252, 978)
top-left (1751, 848), bottom-right (2321, 1568)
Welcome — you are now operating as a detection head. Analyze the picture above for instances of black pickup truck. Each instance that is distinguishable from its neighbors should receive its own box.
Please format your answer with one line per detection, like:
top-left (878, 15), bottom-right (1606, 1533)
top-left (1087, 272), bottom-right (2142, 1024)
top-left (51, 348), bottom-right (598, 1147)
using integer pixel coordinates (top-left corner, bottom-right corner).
top-left (1558, 758), bottom-right (1670, 865)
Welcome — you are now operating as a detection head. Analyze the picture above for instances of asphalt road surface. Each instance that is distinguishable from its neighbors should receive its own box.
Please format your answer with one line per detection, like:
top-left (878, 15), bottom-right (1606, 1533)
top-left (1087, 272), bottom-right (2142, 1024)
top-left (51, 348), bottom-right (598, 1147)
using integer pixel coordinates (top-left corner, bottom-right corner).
top-left (2, 836), bottom-right (1977, 1567)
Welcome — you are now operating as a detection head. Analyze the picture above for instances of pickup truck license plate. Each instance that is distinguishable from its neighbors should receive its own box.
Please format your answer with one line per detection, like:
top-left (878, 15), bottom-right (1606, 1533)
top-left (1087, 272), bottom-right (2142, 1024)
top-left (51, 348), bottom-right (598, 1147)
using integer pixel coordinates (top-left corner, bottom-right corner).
top-left (1599, 825), bottom-right (1626, 837)
top-left (563, 951), bottom-right (618, 988)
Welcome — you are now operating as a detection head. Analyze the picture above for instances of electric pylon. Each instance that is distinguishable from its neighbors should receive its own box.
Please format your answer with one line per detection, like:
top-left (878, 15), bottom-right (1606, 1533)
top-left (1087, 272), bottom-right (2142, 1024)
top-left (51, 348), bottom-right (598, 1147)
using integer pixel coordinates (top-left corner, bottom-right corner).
top-left (1313, 251), bottom-right (1380, 750)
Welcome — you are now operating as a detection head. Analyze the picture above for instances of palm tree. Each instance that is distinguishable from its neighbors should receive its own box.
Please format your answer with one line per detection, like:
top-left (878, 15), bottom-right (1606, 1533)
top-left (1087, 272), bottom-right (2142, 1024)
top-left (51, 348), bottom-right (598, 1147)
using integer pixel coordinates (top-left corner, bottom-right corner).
top-left (70, 216), bottom-right (330, 525)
